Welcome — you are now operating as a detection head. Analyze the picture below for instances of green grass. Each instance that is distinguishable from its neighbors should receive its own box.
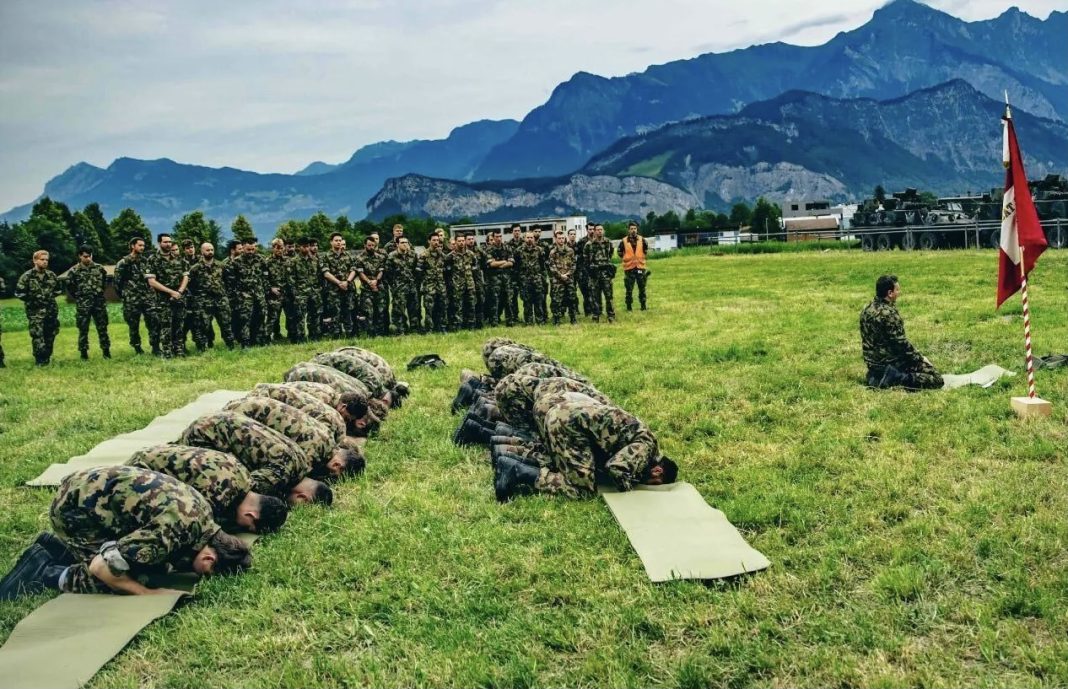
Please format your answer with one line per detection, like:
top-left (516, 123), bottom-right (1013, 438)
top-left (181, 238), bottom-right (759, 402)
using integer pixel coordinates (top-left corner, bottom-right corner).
top-left (621, 152), bottom-right (673, 179)
top-left (1, 249), bottom-right (1067, 687)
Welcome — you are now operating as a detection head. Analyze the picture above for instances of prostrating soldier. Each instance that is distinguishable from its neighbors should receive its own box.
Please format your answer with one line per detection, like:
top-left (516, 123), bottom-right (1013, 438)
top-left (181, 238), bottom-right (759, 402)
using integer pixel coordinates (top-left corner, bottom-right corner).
top-left (15, 250), bottom-right (63, 365)
top-left (114, 237), bottom-right (158, 354)
top-left (385, 237), bottom-right (420, 334)
top-left (859, 274), bottom-right (944, 390)
top-left (249, 383), bottom-right (349, 441)
top-left (494, 392), bottom-right (678, 502)
top-left (187, 241), bottom-right (236, 350)
top-left (66, 244), bottom-right (111, 360)
top-left (0, 466), bottom-right (251, 599)
top-left (547, 230), bottom-right (578, 325)
top-left (145, 233), bottom-right (189, 357)
top-left (127, 445), bottom-right (288, 533)
top-left (617, 221), bottom-right (650, 311)
top-left (418, 233), bottom-right (448, 333)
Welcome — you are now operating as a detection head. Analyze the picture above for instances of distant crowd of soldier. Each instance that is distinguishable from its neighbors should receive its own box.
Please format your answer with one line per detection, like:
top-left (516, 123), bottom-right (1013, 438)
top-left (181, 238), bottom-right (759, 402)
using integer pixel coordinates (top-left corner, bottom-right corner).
top-left (1, 221), bottom-right (653, 367)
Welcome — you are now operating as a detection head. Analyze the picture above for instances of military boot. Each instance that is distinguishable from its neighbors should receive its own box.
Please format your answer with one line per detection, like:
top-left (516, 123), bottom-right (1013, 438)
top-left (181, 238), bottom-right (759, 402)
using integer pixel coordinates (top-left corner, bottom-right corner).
top-left (80, 350), bottom-right (89, 360)
top-left (874, 365), bottom-right (908, 389)
top-left (453, 419), bottom-right (490, 447)
top-left (0, 544), bottom-right (58, 600)
top-left (102, 348), bottom-right (111, 359)
top-left (495, 456), bottom-right (540, 502)
top-left (33, 532), bottom-right (76, 566)
top-left (133, 344), bottom-right (144, 354)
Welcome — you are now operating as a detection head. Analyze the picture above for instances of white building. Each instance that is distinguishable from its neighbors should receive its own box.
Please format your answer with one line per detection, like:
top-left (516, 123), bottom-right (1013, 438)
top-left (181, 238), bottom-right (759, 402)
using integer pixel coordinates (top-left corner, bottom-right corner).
top-left (449, 216), bottom-right (588, 244)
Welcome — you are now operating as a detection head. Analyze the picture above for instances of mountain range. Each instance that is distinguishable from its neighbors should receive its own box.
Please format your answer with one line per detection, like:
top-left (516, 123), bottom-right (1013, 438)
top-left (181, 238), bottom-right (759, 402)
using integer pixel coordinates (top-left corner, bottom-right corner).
top-left (3, 0), bottom-right (1066, 232)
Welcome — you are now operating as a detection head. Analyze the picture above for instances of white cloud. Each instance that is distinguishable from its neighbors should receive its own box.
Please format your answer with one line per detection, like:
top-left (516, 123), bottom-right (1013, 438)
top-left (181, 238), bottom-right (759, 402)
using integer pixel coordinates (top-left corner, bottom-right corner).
top-left (0, 0), bottom-right (1062, 210)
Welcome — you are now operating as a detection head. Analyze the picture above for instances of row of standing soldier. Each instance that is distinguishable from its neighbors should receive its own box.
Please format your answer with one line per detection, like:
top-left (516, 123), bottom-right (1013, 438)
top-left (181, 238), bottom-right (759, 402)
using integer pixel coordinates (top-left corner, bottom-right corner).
top-left (5, 222), bottom-right (651, 366)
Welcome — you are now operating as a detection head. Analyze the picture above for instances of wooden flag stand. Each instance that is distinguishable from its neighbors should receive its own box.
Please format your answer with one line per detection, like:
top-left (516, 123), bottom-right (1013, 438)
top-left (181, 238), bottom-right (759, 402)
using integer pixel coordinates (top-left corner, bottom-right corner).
top-left (1010, 245), bottom-right (1051, 419)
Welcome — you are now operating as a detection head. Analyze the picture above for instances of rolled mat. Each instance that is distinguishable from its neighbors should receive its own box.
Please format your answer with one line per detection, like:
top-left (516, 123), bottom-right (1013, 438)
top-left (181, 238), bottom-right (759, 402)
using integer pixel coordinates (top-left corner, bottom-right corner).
top-left (26, 390), bottom-right (247, 487)
top-left (601, 482), bottom-right (770, 582)
top-left (941, 364), bottom-right (1015, 390)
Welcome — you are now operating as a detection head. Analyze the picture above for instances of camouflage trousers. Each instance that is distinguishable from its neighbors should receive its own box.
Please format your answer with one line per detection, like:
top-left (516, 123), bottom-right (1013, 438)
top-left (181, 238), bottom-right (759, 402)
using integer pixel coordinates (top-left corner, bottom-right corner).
top-left (321, 287), bottom-right (355, 338)
top-left (587, 270), bottom-right (615, 319)
top-left (154, 297), bottom-right (187, 357)
top-left (196, 295), bottom-right (234, 348)
top-left (866, 361), bottom-right (944, 390)
top-left (290, 290), bottom-right (320, 342)
top-left (390, 286), bottom-right (421, 334)
top-left (520, 279), bottom-right (546, 324)
top-left (448, 286), bottom-right (476, 330)
top-left (75, 299), bottom-right (110, 353)
top-left (59, 560), bottom-right (171, 594)
top-left (122, 296), bottom-right (158, 350)
top-left (623, 268), bottom-right (648, 309)
top-left (265, 294), bottom-right (284, 342)
top-left (509, 276), bottom-right (521, 320)
top-left (27, 305), bottom-right (59, 362)
top-left (422, 286), bottom-right (447, 333)
top-left (576, 271), bottom-right (591, 315)
top-left (233, 291), bottom-right (267, 346)
top-left (361, 287), bottom-right (388, 336)
top-left (484, 272), bottom-right (515, 326)
top-left (472, 278), bottom-right (485, 328)
top-left (549, 278), bottom-right (578, 323)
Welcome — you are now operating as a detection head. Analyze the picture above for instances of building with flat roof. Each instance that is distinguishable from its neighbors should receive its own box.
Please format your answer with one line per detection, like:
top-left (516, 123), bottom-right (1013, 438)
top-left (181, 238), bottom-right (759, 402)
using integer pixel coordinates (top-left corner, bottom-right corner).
top-left (449, 216), bottom-right (588, 244)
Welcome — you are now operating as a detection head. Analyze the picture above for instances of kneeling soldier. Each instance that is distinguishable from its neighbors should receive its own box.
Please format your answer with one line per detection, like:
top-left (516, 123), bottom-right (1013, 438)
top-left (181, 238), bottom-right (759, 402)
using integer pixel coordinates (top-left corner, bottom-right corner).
top-left (0, 466), bottom-right (251, 598)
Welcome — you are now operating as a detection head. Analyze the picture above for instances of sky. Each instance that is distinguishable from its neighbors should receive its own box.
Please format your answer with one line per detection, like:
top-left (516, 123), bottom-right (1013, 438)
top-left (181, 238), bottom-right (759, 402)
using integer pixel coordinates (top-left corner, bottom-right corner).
top-left (0, 0), bottom-right (1061, 211)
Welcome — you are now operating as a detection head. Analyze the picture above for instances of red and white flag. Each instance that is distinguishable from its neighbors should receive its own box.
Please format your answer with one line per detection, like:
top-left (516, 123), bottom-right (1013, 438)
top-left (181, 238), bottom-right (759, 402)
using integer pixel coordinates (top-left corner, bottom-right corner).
top-left (996, 109), bottom-right (1047, 309)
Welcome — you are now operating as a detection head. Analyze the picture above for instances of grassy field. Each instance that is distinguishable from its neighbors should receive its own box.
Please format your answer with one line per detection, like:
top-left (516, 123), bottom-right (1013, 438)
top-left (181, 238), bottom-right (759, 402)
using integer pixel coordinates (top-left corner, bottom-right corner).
top-left (1, 248), bottom-right (1066, 688)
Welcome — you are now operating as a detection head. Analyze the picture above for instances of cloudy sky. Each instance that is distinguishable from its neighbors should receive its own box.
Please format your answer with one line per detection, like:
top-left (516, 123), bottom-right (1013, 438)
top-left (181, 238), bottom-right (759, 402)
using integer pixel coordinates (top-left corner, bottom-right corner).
top-left (0, 0), bottom-right (1060, 210)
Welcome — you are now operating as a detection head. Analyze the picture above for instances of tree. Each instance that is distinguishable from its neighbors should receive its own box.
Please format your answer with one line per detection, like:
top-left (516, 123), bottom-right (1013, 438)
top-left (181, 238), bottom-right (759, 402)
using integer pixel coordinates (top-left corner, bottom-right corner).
top-left (750, 197), bottom-right (783, 239)
top-left (729, 202), bottom-right (752, 228)
top-left (24, 215), bottom-right (77, 273)
top-left (82, 203), bottom-right (116, 261)
top-left (174, 211), bottom-right (221, 249)
top-left (304, 211), bottom-right (335, 246)
top-left (874, 185), bottom-right (886, 203)
top-left (71, 211), bottom-right (104, 254)
top-left (231, 215), bottom-right (256, 242)
top-left (274, 219), bottom-right (307, 243)
top-left (109, 208), bottom-right (152, 249)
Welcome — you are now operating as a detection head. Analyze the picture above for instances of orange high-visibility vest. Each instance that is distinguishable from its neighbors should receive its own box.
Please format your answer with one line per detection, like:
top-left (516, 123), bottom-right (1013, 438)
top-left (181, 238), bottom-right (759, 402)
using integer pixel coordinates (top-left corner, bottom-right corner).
top-left (621, 236), bottom-right (646, 271)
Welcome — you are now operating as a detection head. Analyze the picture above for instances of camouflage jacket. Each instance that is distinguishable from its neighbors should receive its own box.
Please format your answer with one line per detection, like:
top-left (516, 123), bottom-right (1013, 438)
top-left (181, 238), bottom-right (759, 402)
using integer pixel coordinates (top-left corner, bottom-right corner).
top-left (223, 397), bottom-right (334, 465)
top-left (289, 253), bottom-right (321, 295)
top-left (486, 344), bottom-right (560, 379)
top-left (574, 237), bottom-right (589, 274)
top-left (283, 362), bottom-right (371, 402)
top-left (179, 411), bottom-right (310, 497)
top-left (417, 247), bottom-right (447, 288)
top-left (265, 254), bottom-right (290, 294)
top-left (515, 243), bottom-right (545, 283)
top-left (485, 244), bottom-right (513, 276)
top-left (583, 237), bottom-right (614, 270)
top-left (320, 250), bottom-right (354, 288)
top-left (127, 444), bottom-right (252, 523)
top-left (859, 297), bottom-right (925, 370)
top-left (50, 465), bottom-right (219, 572)
top-left (232, 252), bottom-right (267, 295)
top-left (537, 392), bottom-right (658, 492)
top-left (335, 346), bottom-right (396, 387)
top-left (15, 268), bottom-right (62, 310)
top-left (354, 249), bottom-right (387, 286)
top-left (187, 259), bottom-right (228, 300)
top-left (281, 380), bottom-right (342, 407)
top-left (446, 249), bottom-right (477, 291)
top-left (311, 351), bottom-right (387, 397)
top-left (547, 245), bottom-right (576, 283)
top-left (496, 374), bottom-right (606, 431)
top-left (250, 384), bottom-right (347, 440)
top-left (114, 253), bottom-right (153, 301)
top-left (385, 251), bottom-right (419, 292)
top-left (66, 261), bottom-right (108, 306)
top-left (145, 251), bottom-right (188, 293)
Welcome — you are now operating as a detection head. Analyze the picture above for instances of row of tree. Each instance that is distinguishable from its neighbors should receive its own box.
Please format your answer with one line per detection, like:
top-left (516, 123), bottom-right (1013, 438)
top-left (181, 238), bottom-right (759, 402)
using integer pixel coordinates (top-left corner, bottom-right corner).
top-left (1, 197), bottom-right (785, 297)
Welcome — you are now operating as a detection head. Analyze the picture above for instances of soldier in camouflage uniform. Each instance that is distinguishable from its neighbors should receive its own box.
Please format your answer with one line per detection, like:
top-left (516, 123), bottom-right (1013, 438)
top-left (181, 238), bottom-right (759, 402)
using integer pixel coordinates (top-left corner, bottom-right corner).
top-left (547, 231), bottom-right (579, 325)
top-left (250, 383), bottom-right (349, 441)
top-left (463, 235), bottom-right (486, 328)
top-left (179, 411), bottom-right (321, 504)
top-left (114, 237), bottom-right (157, 354)
top-left (515, 231), bottom-right (547, 325)
top-left (574, 227), bottom-right (591, 316)
top-left (66, 245), bottom-right (112, 359)
top-left (145, 233), bottom-right (190, 357)
top-left (418, 233), bottom-right (448, 333)
top-left (15, 250), bottom-right (63, 365)
top-left (289, 237), bottom-right (322, 342)
top-left (178, 239), bottom-right (200, 349)
top-left (187, 242), bottom-right (236, 349)
top-left (320, 232), bottom-right (356, 338)
top-left (859, 275), bottom-right (944, 390)
top-left (356, 235), bottom-right (389, 336)
top-left (0, 466), bottom-right (251, 598)
top-left (265, 238), bottom-right (290, 343)
top-left (494, 392), bottom-right (678, 501)
top-left (312, 350), bottom-right (389, 400)
top-left (381, 224), bottom-right (405, 319)
top-left (127, 445), bottom-right (288, 533)
top-left (446, 238), bottom-right (478, 330)
top-left (506, 225), bottom-right (524, 320)
top-left (483, 231), bottom-right (515, 327)
top-left (385, 237), bottom-right (420, 334)
top-left (283, 362), bottom-right (380, 436)
top-left (583, 224), bottom-right (616, 323)
top-left (222, 396), bottom-right (363, 479)
top-left (231, 238), bottom-right (268, 347)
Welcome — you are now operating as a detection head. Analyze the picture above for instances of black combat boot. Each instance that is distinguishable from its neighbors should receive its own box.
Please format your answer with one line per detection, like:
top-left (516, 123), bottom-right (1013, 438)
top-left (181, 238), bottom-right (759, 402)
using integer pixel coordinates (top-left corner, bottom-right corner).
top-left (102, 348), bottom-right (111, 359)
top-left (33, 532), bottom-right (76, 565)
top-left (626, 302), bottom-right (633, 312)
top-left (0, 544), bottom-right (56, 600)
top-left (80, 350), bottom-right (89, 360)
top-left (495, 456), bottom-right (541, 502)
top-left (873, 365), bottom-right (908, 389)
top-left (640, 302), bottom-right (647, 311)
top-left (0, 357), bottom-right (5, 368)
